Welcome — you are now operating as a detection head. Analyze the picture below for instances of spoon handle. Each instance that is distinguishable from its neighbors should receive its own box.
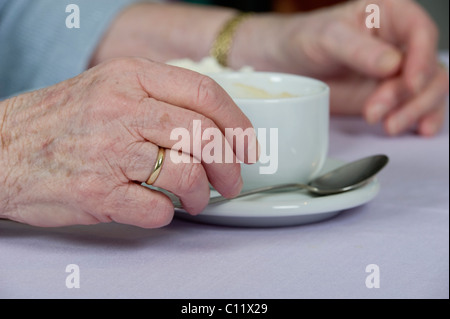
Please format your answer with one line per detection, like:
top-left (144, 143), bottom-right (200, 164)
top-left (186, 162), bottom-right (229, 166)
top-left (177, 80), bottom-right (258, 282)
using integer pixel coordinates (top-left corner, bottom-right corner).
top-left (207, 183), bottom-right (309, 205)
top-left (170, 183), bottom-right (309, 209)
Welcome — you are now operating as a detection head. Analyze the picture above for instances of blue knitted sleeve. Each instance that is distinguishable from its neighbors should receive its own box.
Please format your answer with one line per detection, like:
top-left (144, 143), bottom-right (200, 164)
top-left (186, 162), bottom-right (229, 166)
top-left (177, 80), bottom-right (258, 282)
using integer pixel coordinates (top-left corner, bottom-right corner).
top-left (0, 0), bottom-right (140, 99)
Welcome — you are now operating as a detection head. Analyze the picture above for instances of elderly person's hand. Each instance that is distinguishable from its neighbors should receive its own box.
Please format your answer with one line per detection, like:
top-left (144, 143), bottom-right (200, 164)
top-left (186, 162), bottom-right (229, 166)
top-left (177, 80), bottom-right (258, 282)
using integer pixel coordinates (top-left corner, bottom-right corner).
top-left (0, 58), bottom-right (256, 228)
top-left (228, 0), bottom-right (448, 136)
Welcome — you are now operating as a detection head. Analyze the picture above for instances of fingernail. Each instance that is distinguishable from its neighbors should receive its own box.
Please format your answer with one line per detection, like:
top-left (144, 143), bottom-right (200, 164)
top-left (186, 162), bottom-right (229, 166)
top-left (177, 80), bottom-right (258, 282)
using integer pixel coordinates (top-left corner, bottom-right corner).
top-left (386, 118), bottom-right (399, 136)
top-left (377, 51), bottom-right (401, 73)
top-left (421, 121), bottom-right (438, 137)
top-left (387, 114), bottom-right (408, 136)
top-left (367, 103), bottom-right (387, 124)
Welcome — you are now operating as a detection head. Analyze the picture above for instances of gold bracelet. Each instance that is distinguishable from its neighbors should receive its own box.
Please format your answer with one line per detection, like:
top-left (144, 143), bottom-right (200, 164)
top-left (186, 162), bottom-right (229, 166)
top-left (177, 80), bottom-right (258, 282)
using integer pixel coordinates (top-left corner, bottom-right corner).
top-left (210, 12), bottom-right (253, 67)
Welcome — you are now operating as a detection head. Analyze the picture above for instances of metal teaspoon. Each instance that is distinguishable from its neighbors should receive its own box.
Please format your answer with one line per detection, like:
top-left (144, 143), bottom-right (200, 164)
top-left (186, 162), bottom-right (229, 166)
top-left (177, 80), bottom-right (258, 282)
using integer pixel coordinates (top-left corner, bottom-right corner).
top-left (204, 154), bottom-right (389, 206)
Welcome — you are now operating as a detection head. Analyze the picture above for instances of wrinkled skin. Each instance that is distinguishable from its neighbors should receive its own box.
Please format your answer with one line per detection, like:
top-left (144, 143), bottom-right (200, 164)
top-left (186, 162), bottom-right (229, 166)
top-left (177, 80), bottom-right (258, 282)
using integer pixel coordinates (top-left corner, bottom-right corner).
top-left (0, 58), bottom-right (257, 228)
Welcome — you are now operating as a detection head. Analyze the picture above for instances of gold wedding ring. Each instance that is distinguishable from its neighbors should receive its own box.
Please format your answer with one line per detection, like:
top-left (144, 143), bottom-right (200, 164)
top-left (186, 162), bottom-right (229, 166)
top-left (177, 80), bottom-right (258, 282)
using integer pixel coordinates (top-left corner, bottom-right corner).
top-left (146, 147), bottom-right (165, 185)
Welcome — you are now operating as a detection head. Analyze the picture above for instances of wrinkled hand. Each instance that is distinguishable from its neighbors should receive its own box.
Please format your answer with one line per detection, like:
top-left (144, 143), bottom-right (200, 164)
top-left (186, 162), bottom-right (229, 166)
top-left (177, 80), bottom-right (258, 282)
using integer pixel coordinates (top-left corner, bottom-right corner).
top-left (0, 58), bottom-right (256, 228)
top-left (234, 0), bottom-right (448, 136)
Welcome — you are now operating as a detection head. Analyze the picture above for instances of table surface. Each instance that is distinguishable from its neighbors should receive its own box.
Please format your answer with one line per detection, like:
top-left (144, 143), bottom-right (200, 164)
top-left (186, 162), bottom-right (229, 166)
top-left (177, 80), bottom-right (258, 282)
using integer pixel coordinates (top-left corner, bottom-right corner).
top-left (1, 54), bottom-right (448, 299)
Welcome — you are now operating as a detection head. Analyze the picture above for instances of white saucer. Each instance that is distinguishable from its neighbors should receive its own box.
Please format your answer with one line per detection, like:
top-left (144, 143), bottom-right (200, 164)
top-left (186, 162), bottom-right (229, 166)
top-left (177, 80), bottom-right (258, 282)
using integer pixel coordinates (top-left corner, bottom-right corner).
top-left (175, 158), bottom-right (381, 227)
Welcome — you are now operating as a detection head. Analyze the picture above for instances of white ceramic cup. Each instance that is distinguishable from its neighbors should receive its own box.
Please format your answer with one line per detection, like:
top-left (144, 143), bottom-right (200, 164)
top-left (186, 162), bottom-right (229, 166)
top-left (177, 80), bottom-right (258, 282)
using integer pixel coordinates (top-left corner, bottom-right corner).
top-left (208, 72), bottom-right (330, 190)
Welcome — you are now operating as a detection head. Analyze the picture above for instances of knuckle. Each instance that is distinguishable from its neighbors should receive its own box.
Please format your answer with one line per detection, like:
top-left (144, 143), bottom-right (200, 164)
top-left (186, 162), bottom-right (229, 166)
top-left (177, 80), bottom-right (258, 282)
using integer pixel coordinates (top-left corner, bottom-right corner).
top-left (105, 189), bottom-right (174, 229)
top-left (146, 196), bottom-right (174, 228)
top-left (195, 75), bottom-right (223, 109)
top-left (200, 116), bottom-right (217, 131)
top-left (120, 143), bottom-right (148, 181)
top-left (212, 163), bottom-right (242, 198)
top-left (94, 57), bottom-right (152, 88)
top-left (187, 114), bottom-right (219, 144)
top-left (178, 163), bottom-right (205, 195)
top-left (99, 57), bottom-right (145, 73)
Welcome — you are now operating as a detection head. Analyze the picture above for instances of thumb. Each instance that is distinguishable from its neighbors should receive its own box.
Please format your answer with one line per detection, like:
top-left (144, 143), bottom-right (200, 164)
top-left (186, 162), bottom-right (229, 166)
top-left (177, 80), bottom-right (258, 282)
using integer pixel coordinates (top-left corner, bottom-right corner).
top-left (320, 21), bottom-right (402, 78)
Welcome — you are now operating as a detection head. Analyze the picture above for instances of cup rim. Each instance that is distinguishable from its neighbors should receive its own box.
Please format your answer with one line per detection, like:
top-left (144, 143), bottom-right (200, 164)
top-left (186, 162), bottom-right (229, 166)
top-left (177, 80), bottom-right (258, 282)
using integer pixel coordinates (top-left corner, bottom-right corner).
top-left (206, 71), bottom-right (330, 102)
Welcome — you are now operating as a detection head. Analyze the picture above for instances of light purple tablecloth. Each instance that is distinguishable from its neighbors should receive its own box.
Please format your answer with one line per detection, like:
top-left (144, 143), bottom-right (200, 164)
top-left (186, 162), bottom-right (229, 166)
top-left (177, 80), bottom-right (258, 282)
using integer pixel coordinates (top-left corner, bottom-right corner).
top-left (1, 54), bottom-right (448, 299)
